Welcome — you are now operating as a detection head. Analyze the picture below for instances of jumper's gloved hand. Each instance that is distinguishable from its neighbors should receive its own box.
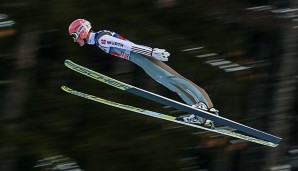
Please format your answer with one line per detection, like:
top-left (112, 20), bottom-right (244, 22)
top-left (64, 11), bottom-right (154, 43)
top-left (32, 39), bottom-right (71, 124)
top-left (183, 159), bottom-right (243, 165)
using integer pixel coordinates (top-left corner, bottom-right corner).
top-left (151, 48), bottom-right (170, 61)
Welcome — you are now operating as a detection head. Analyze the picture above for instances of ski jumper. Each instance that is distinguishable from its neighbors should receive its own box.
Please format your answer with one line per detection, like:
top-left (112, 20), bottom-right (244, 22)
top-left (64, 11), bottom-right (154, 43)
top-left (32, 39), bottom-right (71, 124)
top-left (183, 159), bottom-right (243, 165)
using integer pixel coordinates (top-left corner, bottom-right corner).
top-left (87, 30), bottom-right (213, 123)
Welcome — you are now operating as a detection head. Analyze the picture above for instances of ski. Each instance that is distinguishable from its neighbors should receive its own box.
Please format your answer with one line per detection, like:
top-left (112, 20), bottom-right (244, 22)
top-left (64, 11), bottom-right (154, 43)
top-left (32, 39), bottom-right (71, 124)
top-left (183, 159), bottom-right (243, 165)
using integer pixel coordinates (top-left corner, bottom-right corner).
top-left (64, 59), bottom-right (282, 145)
top-left (61, 85), bottom-right (278, 147)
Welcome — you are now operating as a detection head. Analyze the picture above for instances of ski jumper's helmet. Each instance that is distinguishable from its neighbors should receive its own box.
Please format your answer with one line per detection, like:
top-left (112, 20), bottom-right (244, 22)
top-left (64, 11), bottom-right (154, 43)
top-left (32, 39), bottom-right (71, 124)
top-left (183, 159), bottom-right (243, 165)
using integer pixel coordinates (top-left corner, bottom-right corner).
top-left (68, 19), bottom-right (92, 40)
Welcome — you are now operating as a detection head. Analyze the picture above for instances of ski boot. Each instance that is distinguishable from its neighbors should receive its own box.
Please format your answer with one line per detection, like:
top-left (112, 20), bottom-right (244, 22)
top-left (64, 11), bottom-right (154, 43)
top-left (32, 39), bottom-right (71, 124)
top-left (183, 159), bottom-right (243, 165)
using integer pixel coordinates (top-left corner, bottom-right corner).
top-left (176, 114), bottom-right (204, 124)
top-left (203, 107), bottom-right (219, 128)
top-left (176, 102), bottom-right (219, 128)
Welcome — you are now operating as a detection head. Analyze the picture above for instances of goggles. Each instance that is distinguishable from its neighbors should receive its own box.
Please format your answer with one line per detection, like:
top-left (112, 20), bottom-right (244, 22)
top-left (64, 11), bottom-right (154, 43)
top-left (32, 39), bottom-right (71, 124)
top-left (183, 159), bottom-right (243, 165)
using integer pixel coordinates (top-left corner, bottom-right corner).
top-left (70, 32), bottom-right (79, 40)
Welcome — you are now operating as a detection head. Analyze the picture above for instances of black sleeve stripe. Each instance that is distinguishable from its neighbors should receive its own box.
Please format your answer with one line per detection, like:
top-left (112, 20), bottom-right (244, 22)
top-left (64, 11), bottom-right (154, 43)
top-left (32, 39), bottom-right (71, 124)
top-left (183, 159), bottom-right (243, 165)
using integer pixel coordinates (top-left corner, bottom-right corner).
top-left (132, 46), bottom-right (152, 56)
top-left (132, 48), bottom-right (151, 54)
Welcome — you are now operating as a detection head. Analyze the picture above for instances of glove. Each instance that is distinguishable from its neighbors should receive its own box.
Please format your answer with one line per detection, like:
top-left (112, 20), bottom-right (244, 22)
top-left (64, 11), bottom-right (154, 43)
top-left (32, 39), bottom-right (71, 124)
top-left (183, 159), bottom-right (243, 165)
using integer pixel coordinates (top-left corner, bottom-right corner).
top-left (151, 48), bottom-right (170, 61)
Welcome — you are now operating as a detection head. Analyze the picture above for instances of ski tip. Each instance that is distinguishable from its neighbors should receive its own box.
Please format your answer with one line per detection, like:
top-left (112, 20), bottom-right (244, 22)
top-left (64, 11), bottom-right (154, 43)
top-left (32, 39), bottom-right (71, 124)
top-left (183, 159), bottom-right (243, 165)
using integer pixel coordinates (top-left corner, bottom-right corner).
top-left (64, 59), bottom-right (71, 64)
top-left (61, 85), bottom-right (66, 90)
top-left (61, 85), bottom-right (70, 92)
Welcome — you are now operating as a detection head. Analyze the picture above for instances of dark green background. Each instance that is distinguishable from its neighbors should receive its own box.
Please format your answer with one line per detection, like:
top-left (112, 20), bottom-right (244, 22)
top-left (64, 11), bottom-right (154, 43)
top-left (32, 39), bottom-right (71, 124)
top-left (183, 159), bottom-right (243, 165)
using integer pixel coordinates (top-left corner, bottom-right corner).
top-left (0, 0), bottom-right (297, 170)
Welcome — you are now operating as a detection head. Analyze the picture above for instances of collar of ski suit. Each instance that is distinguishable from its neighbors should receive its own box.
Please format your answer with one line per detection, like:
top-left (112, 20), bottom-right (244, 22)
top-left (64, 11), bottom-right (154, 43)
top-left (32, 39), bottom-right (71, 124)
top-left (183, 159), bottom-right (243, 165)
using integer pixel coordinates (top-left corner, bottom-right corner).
top-left (87, 32), bottom-right (96, 45)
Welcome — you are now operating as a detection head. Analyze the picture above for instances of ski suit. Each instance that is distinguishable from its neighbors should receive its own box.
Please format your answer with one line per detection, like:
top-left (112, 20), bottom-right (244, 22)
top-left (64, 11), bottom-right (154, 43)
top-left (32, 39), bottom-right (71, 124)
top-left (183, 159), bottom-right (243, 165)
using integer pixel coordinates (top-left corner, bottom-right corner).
top-left (87, 30), bottom-right (213, 123)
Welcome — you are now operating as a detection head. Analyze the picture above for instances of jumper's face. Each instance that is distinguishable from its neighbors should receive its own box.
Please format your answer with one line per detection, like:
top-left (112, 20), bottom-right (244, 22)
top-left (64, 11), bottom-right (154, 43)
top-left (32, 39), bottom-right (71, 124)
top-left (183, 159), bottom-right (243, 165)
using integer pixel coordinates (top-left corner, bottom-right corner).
top-left (73, 36), bottom-right (85, 46)
top-left (70, 32), bottom-right (86, 46)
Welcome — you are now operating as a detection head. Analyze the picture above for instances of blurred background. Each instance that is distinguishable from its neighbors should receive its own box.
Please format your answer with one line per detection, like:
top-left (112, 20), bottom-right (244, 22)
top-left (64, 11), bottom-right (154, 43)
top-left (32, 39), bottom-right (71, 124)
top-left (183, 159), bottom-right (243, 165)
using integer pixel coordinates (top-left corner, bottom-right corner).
top-left (0, 0), bottom-right (297, 170)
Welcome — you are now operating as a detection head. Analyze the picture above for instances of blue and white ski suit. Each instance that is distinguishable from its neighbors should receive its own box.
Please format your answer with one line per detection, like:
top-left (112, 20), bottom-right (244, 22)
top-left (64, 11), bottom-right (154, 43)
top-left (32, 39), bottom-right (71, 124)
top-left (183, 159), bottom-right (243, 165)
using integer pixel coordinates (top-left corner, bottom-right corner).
top-left (87, 30), bottom-right (213, 123)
